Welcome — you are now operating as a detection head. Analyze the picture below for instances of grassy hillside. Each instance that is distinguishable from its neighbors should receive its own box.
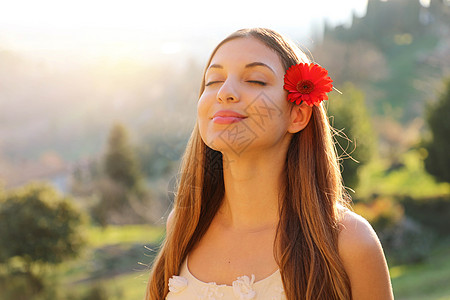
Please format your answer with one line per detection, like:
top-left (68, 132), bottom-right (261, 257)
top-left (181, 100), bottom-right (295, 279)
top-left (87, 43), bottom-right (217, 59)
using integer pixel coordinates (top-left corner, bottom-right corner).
top-left (53, 225), bottom-right (165, 299)
top-left (51, 224), bottom-right (450, 300)
top-left (391, 238), bottom-right (450, 299)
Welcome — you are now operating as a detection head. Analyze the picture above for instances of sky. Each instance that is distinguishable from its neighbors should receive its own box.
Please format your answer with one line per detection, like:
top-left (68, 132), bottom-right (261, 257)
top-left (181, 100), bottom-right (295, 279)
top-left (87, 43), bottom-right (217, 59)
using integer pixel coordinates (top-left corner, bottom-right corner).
top-left (0, 0), bottom-right (368, 63)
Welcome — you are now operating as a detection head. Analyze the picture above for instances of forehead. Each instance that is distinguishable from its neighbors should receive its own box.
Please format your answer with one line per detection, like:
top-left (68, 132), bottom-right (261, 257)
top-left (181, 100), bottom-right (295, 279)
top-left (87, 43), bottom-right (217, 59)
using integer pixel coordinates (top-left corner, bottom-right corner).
top-left (209, 37), bottom-right (284, 75)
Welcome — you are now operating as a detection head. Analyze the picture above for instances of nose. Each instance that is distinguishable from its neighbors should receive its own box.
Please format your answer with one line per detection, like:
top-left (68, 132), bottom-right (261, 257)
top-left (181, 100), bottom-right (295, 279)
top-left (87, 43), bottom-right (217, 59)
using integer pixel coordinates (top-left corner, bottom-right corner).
top-left (217, 78), bottom-right (239, 103)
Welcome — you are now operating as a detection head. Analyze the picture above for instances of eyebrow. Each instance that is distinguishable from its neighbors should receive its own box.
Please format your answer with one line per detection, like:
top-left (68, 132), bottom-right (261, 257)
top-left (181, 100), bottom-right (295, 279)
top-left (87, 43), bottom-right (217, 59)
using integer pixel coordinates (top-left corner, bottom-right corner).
top-left (207, 62), bottom-right (276, 74)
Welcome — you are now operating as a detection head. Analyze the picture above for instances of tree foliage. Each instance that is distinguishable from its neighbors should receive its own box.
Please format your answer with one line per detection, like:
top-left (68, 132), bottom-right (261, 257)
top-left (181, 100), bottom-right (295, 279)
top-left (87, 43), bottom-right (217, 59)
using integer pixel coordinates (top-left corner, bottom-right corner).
top-left (327, 82), bottom-right (376, 189)
top-left (424, 78), bottom-right (450, 183)
top-left (104, 122), bottom-right (142, 189)
top-left (90, 122), bottom-right (150, 225)
top-left (0, 182), bottom-right (85, 269)
top-left (317, 0), bottom-right (449, 122)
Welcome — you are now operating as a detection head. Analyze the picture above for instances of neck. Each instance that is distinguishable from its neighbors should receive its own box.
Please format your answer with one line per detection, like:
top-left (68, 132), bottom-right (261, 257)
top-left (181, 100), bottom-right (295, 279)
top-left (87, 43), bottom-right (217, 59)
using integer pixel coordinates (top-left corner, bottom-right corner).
top-left (216, 145), bottom-right (288, 232)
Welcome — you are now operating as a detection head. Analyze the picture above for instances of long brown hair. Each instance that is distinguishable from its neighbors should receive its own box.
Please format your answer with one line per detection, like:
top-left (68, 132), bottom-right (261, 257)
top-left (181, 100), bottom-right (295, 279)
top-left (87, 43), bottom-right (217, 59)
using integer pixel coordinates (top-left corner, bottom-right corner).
top-left (145, 28), bottom-right (351, 300)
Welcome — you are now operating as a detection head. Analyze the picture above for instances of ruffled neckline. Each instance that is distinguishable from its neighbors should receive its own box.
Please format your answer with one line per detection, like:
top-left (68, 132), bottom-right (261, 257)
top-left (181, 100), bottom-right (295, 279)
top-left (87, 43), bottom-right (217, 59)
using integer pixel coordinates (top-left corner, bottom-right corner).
top-left (184, 256), bottom-right (281, 288)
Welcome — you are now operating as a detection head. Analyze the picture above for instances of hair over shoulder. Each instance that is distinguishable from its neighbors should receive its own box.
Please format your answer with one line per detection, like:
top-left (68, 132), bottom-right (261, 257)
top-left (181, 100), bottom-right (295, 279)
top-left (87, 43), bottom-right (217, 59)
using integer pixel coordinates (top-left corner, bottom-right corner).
top-left (145, 28), bottom-right (351, 300)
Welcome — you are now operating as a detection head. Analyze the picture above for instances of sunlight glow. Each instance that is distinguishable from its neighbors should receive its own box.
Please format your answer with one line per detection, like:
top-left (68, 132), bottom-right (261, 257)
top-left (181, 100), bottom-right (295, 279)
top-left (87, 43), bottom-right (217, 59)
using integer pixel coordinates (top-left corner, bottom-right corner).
top-left (0, 0), bottom-right (368, 61)
top-left (419, 0), bottom-right (431, 7)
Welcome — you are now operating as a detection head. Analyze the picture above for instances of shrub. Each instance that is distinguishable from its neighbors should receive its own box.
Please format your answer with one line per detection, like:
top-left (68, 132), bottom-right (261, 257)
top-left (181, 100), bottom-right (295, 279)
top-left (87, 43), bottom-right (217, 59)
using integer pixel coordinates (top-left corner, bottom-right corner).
top-left (353, 196), bottom-right (404, 233)
top-left (400, 195), bottom-right (450, 236)
top-left (0, 182), bottom-right (86, 299)
top-left (424, 77), bottom-right (450, 183)
top-left (0, 182), bottom-right (86, 268)
top-left (353, 196), bottom-right (434, 264)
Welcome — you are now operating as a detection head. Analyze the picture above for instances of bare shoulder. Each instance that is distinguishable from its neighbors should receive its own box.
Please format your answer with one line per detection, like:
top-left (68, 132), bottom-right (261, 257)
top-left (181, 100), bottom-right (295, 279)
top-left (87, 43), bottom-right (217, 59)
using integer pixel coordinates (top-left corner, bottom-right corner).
top-left (338, 210), bottom-right (381, 253)
top-left (338, 209), bottom-right (394, 299)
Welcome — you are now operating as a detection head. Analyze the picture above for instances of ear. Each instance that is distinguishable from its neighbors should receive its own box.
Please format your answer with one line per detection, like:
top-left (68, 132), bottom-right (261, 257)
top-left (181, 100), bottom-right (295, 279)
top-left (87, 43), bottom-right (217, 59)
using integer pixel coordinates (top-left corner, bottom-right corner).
top-left (287, 102), bottom-right (313, 133)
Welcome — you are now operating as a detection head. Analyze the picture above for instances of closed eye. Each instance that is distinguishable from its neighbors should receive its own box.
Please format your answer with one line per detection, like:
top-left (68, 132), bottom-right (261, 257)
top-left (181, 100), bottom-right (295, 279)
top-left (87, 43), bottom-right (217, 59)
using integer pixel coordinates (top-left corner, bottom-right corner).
top-left (247, 80), bottom-right (267, 86)
top-left (205, 81), bottom-right (223, 86)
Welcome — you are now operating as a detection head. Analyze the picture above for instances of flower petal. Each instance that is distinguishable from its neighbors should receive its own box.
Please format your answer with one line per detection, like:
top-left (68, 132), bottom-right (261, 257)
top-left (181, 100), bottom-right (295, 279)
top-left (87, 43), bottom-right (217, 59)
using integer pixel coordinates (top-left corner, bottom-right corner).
top-left (284, 63), bottom-right (333, 106)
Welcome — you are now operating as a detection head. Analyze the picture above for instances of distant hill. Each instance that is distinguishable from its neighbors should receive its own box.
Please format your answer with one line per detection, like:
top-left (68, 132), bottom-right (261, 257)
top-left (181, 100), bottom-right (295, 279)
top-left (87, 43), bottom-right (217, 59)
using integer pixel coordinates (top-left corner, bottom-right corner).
top-left (313, 0), bottom-right (450, 122)
top-left (0, 53), bottom-right (201, 187)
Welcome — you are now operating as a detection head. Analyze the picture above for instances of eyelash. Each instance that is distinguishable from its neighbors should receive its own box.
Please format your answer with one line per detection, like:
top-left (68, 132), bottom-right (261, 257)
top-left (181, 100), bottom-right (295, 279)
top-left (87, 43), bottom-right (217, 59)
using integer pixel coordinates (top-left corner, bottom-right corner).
top-left (205, 81), bottom-right (221, 86)
top-left (247, 80), bottom-right (266, 86)
top-left (205, 80), bottom-right (267, 86)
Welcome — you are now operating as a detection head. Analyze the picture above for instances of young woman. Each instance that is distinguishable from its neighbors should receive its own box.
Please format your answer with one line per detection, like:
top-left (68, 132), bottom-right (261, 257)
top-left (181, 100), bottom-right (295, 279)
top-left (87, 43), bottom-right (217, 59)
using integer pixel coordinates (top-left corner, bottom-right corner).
top-left (145, 28), bottom-right (394, 300)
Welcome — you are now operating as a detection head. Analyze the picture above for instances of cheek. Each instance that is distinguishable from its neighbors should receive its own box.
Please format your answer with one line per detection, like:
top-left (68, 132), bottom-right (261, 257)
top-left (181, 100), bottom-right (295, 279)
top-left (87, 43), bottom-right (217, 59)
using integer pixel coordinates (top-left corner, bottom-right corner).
top-left (245, 89), bottom-right (289, 124)
top-left (196, 94), bottom-right (212, 144)
top-left (197, 93), bottom-right (210, 120)
top-left (255, 91), bottom-right (291, 137)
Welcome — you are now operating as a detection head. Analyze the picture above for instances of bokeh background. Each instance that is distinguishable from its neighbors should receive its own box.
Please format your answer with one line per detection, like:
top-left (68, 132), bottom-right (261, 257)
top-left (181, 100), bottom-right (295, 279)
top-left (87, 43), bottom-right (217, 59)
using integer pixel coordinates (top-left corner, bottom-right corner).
top-left (1, 0), bottom-right (449, 299)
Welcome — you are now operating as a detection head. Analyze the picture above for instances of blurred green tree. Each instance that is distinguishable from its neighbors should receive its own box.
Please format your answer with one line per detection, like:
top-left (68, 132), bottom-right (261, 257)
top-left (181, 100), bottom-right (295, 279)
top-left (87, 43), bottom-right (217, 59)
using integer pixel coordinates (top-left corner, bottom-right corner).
top-left (0, 182), bottom-right (85, 268)
top-left (319, 0), bottom-right (448, 122)
top-left (424, 78), bottom-right (450, 183)
top-left (327, 82), bottom-right (376, 189)
top-left (91, 122), bottom-right (150, 225)
top-left (136, 134), bottom-right (181, 179)
top-left (104, 122), bottom-right (142, 189)
top-left (0, 182), bottom-right (85, 296)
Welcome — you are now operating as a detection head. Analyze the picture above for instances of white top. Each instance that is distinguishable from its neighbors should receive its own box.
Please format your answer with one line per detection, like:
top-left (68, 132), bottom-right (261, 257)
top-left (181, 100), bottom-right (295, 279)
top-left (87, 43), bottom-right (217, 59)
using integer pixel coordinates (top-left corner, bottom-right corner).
top-left (166, 258), bottom-right (286, 300)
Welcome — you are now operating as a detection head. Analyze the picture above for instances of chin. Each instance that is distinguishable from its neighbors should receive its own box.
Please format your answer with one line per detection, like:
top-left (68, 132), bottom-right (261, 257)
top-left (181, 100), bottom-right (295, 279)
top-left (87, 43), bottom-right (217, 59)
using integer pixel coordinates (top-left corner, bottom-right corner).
top-left (204, 137), bottom-right (229, 153)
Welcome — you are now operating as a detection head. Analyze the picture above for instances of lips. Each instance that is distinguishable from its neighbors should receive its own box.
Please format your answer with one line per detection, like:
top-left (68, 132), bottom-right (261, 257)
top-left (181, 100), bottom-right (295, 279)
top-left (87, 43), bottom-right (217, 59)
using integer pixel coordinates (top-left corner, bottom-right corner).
top-left (212, 110), bottom-right (247, 124)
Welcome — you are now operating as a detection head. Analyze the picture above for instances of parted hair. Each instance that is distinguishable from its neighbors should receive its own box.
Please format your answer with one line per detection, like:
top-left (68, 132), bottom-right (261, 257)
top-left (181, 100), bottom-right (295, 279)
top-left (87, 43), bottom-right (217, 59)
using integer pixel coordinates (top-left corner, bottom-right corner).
top-left (145, 28), bottom-right (351, 300)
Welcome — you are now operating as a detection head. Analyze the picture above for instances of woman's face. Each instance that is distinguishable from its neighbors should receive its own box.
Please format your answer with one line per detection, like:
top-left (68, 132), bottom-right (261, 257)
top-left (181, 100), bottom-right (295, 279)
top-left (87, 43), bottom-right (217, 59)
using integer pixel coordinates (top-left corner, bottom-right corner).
top-left (197, 37), bottom-right (294, 157)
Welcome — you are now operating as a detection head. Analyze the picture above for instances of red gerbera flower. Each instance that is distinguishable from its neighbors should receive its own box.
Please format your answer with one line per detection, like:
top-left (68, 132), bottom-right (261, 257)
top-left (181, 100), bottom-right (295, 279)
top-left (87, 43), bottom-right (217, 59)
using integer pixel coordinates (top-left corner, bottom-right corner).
top-left (283, 63), bottom-right (333, 106)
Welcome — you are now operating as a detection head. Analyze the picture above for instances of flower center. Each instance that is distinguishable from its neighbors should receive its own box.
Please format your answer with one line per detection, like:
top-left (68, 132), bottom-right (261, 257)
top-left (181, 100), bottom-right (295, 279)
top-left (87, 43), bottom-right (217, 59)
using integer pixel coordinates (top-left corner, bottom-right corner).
top-left (296, 80), bottom-right (314, 94)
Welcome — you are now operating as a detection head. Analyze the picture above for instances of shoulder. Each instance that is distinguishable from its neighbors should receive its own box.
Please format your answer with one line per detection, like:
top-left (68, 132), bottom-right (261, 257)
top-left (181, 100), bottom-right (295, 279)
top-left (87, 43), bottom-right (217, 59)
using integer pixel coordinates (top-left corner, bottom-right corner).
top-left (338, 209), bottom-right (380, 255)
top-left (338, 209), bottom-right (394, 299)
